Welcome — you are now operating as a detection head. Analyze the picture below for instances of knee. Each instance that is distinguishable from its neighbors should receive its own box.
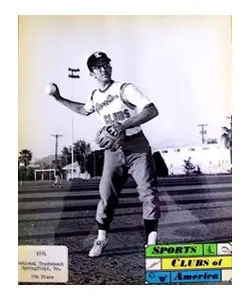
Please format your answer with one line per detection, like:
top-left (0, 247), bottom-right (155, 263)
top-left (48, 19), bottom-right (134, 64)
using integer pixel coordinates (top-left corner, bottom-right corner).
top-left (99, 179), bottom-right (108, 199)
top-left (138, 185), bottom-right (158, 199)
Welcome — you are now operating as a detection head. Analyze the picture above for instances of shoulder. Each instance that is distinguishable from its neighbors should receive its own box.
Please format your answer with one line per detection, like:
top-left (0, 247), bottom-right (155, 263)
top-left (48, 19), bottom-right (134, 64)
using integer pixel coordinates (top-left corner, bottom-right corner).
top-left (120, 83), bottom-right (140, 93)
top-left (110, 81), bottom-right (124, 92)
top-left (120, 83), bottom-right (145, 99)
top-left (120, 83), bottom-right (153, 108)
top-left (120, 82), bottom-right (131, 93)
top-left (119, 82), bottom-right (137, 109)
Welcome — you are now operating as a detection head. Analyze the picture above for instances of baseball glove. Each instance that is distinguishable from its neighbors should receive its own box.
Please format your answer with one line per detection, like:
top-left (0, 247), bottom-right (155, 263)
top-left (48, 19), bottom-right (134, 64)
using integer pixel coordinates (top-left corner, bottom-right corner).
top-left (95, 123), bottom-right (125, 151)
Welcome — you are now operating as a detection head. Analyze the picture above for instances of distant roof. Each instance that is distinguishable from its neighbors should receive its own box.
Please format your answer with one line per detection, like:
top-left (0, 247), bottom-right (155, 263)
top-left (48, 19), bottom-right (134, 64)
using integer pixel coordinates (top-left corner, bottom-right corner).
top-left (157, 143), bottom-right (224, 153)
top-left (28, 164), bottom-right (41, 168)
top-left (62, 162), bottom-right (79, 170)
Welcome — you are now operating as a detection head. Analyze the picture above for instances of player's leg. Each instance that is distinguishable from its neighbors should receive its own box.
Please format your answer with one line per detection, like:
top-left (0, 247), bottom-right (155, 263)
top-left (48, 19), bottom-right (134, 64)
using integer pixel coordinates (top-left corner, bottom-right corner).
top-left (57, 175), bottom-right (62, 188)
top-left (54, 175), bottom-right (59, 186)
top-left (127, 148), bottom-right (161, 245)
top-left (51, 174), bottom-right (57, 187)
top-left (89, 149), bottom-right (128, 257)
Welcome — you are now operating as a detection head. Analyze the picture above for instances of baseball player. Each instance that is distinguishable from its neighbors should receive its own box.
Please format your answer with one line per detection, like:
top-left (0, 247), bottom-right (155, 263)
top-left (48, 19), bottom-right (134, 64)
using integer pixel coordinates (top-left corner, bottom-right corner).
top-left (48, 51), bottom-right (161, 257)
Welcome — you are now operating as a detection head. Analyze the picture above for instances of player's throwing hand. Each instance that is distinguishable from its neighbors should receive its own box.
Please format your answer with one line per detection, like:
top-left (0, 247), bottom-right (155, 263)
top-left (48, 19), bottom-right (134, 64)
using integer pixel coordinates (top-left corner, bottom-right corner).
top-left (45, 83), bottom-right (61, 99)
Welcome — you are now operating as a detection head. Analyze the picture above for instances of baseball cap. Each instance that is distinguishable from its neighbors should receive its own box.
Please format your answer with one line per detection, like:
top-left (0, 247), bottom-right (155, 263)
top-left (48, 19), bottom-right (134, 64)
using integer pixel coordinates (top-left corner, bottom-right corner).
top-left (87, 51), bottom-right (111, 71)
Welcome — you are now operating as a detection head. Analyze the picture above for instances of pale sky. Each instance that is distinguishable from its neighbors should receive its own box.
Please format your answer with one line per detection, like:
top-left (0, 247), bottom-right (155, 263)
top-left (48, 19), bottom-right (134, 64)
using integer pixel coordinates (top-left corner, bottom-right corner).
top-left (18, 15), bottom-right (231, 160)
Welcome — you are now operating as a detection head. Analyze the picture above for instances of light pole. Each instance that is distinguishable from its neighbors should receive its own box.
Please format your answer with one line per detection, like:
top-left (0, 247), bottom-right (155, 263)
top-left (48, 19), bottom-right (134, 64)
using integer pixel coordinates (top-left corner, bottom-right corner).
top-left (68, 67), bottom-right (80, 180)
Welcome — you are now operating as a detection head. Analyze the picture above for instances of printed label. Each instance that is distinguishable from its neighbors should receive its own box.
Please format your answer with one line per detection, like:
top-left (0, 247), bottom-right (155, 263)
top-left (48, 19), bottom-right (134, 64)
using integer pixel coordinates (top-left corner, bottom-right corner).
top-left (18, 245), bottom-right (68, 283)
top-left (146, 244), bottom-right (203, 257)
top-left (170, 270), bottom-right (221, 283)
top-left (161, 256), bottom-right (232, 270)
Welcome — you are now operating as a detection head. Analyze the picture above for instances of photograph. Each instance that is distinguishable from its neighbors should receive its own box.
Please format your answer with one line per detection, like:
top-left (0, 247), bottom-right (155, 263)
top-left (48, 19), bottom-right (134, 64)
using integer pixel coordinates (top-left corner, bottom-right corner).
top-left (18, 15), bottom-right (232, 285)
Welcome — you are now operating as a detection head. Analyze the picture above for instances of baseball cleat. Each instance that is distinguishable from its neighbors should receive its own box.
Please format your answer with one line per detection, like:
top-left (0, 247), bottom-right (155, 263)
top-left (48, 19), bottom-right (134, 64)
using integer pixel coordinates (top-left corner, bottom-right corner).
top-left (88, 239), bottom-right (108, 257)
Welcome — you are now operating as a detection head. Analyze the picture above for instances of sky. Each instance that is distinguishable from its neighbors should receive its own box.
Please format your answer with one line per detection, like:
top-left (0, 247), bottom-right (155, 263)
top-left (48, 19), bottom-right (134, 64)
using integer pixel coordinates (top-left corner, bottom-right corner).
top-left (18, 15), bottom-right (231, 161)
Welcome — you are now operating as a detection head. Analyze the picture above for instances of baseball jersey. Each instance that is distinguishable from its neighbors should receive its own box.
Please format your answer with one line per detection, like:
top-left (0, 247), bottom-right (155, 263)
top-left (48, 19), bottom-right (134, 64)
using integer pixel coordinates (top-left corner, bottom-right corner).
top-left (84, 81), bottom-right (152, 136)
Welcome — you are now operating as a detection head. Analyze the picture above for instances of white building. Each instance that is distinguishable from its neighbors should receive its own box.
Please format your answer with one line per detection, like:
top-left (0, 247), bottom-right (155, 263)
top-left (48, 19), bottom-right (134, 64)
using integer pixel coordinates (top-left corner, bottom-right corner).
top-left (159, 144), bottom-right (231, 175)
top-left (63, 162), bottom-right (90, 181)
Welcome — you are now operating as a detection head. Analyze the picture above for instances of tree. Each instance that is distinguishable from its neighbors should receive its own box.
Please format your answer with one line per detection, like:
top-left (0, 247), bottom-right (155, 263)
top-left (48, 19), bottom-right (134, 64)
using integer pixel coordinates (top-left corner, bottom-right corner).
top-left (87, 150), bottom-right (105, 177)
top-left (221, 124), bottom-right (232, 167)
top-left (183, 157), bottom-right (195, 176)
top-left (60, 146), bottom-right (71, 167)
top-left (74, 140), bottom-right (92, 172)
top-left (221, 126), bottom-right (232, 150)
top-left (60, 139), bottom-right (92, 173)
top-left (183, 157), bottom-right (202, 176)
top-left (18, 149), bottom-right (33, 182)
top-left (18, 149), bottom-right (32, 166)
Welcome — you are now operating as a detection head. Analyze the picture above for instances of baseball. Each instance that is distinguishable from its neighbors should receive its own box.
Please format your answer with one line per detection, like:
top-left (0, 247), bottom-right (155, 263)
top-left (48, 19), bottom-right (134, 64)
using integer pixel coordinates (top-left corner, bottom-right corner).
top-left (45, 83), bottom-right (56, 95)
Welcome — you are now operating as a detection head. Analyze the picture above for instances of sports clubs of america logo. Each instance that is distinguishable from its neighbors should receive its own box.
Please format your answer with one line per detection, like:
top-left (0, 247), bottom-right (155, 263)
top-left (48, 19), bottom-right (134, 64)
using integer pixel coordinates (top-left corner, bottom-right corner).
top-left (95, 95), bottom-right (119, 113)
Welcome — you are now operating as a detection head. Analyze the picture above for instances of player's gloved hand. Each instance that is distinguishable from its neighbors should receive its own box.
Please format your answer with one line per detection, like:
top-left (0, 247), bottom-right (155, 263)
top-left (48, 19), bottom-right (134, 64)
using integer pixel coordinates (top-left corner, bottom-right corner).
top-left (109, 121), bottom-right (125, 136)
top-left (95, 122), bottom-right (125, 151)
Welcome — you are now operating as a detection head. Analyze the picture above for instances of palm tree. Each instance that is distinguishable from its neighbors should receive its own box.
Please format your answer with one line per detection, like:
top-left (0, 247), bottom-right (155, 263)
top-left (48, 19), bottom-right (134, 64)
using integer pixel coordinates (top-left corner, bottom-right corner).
top-left (221, 127), bottom-right (232, 149)
top-left (18, 149), bottom-right (32, 183)
top-left (221, 126), bottom-right (232, 167)
top-left (18, 149), bottom-right (32, 166)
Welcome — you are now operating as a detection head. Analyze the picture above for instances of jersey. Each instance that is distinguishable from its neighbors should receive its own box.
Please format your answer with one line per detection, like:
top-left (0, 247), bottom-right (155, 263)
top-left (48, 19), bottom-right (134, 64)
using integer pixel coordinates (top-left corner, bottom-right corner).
top-left (84, 81), bottom-right (152, 136)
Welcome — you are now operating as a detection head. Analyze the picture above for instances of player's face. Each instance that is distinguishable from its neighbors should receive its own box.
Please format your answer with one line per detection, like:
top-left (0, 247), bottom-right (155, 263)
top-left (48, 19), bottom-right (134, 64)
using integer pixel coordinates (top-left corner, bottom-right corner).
top-left (91, 63), bottom-right (112, 82)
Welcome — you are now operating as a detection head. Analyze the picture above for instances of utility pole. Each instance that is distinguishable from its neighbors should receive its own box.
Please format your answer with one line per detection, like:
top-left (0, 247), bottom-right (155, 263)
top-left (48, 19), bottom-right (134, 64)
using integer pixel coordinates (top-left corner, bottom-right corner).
top-left (51, 134), bottom-right (63, 166)
top-left (68, 67), bottom-right (80, 180)
top-left (198, 124), bottom-right (208, 144)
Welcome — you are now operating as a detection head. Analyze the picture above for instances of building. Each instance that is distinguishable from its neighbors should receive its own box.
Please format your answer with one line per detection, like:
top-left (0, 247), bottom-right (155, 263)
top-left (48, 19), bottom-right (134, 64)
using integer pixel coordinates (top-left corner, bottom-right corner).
top-left (63, 162), bottom-right (90, 181)
top-left (159, 144), bottom-right (231, 175)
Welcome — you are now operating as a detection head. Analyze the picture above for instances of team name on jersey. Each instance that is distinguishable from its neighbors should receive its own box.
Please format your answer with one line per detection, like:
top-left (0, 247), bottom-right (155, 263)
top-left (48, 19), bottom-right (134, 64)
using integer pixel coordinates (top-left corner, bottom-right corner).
top-left (95, 94), bottom-right (119, 113)
top-left (104, 109), bottom-right (131, 125)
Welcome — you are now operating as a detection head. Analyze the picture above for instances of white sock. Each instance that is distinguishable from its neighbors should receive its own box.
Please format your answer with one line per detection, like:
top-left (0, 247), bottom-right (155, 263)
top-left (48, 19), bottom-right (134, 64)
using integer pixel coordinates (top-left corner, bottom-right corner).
top-left (147, 231), bottom-right (157, 245)
top-left (97, 230), bottom-right (107, 241)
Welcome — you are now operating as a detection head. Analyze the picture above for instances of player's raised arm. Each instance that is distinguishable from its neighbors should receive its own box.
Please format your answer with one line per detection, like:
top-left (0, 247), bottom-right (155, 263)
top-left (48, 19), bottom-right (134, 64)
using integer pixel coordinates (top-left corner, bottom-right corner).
top-left (46, 83), bottom-right (94, 116)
